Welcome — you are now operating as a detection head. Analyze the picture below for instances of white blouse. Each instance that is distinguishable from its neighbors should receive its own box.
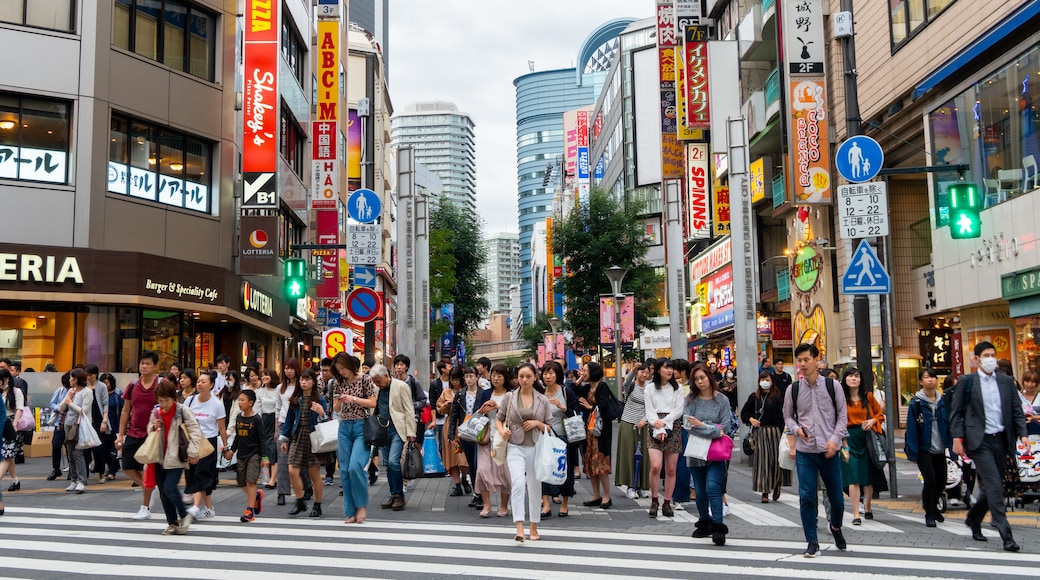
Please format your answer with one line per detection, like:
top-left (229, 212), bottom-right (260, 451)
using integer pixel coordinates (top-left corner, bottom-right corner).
top-left (644, 384), bottom-right (685, 429)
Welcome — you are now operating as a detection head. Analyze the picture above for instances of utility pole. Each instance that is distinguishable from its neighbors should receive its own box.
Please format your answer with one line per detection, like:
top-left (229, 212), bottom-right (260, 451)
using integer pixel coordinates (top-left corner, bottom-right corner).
top-left (839, 0), bottom-right (897, 496)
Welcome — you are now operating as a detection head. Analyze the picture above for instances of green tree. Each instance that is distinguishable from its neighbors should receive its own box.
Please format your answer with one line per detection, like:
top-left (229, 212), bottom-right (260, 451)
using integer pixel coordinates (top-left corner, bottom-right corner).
top-left (520, 311), bottom-right (563, 358)
top-left (552, 188), bottom-right (662, 350)
top-left (429, 199), bottom-right (489, 336)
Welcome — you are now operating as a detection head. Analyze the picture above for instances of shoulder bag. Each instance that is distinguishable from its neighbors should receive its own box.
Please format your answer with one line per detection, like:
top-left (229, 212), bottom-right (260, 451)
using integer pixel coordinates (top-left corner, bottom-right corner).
top-left (457, 414), bottom-right (490, 444)
top-left (599, 385), bottom-right (624, 422)
top-left (401, 440), bottom-right (424, 480)
top-left (134, 428), bottom-right (164, 465)
top-left (364, 413), bottom-right (391, 448)
top-left (310, 416), bottom-right (339, 454)
top-left (864, 395), bottom-right (888, 470)
top-left (743, 397), bottom-right (762, 456)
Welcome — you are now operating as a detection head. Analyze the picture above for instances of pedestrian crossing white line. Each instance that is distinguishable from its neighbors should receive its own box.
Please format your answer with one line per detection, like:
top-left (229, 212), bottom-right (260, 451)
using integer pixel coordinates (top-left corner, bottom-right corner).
top-left (726, 496), bottom-right (801, 527)
top-left (889, 512), bottom-right (1003, 539)
top-left (0, 508), bottom-right (1037, 579)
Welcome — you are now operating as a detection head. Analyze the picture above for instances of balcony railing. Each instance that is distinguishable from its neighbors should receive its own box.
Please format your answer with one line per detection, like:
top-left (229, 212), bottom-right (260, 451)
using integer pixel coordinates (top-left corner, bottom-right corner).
top-left (772, 174), bottom-right (786, 209)
top-left (762, 0), bottom-right (776, 12)
top-left (765, 68), bottom-right (780, 108)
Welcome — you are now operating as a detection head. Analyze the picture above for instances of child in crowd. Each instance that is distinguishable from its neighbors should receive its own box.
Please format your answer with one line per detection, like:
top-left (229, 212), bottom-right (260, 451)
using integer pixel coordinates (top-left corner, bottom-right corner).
top-left (224, 390), bottom-right (269, 522)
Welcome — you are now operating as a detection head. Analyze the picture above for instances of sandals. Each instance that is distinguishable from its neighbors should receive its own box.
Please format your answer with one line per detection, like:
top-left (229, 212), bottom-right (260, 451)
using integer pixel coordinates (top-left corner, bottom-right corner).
top-left (540, 510), bottom-right (552, 518)
top-left (514, 534), bottom-right (525, 542)
top-left (557, 510), bottom-right (568, 517)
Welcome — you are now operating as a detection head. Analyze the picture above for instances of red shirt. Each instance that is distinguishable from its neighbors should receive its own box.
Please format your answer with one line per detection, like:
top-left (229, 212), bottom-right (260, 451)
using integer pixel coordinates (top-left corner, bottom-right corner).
top-left (123, 376), bottom-right (159, 439)
top-left (159, 404), bottom-right (176, 443)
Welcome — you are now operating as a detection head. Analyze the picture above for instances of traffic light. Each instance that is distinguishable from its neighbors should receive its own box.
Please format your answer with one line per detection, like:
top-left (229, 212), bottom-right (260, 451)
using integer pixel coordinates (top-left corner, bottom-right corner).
top-left (283, 258), bottom-right (307, 302)
top-left (948, 182), bottom-right (981, 239)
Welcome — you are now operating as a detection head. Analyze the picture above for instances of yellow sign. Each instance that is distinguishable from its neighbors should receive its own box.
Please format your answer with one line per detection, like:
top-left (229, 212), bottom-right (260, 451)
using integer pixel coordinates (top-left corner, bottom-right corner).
top-left (696, 282), bottom-right (709, 316)
top-left (750, 158), bottom-right (766, 203)
top-left (712, 184), bottom-right (730, 236)
top-left (674, 48), bottom-right (700, 141)
top-left (316, 20), bottom-right (339, 121)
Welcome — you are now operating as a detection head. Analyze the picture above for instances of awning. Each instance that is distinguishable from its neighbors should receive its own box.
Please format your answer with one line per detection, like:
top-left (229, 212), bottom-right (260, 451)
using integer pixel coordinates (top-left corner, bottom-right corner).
top-left (914, 0), bottom-right (1040, 100)
top-left (1010, 295), bottom-right (1040, 318)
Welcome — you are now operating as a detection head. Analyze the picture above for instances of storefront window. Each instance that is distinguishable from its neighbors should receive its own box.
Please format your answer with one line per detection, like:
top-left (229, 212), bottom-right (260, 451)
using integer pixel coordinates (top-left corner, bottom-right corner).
top-left (0, 306), bottom-right (120, 372)
top-left (929, 45), bottom-right (1040, 224)
top-left (1014, 317), bottom-right (1040, 379)
top-left (141, 310), bottom-right (181, 371)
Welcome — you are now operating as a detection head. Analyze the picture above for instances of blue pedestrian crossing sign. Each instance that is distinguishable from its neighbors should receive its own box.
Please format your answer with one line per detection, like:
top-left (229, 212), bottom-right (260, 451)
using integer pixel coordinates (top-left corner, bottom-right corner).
top-left (841, 240), bottom-right (891, 295)
top-left (835, 135), bottom-right (883, 183)
top-left (347, 188), bottom-right (381, 223)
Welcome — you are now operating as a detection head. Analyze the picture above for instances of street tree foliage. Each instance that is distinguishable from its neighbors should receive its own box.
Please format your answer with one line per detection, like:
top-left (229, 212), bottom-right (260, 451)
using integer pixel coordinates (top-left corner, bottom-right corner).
top-left (520, 311), bottom-right (566, 358)
top-left (429, 198), bottom-right (489, 336)
top-left (552, 188), bottom-right (662, 350)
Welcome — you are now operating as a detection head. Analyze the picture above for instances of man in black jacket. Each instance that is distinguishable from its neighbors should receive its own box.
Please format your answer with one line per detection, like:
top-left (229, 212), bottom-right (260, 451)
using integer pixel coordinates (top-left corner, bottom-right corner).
top-left (950, 340), bottom-right (1028, 552)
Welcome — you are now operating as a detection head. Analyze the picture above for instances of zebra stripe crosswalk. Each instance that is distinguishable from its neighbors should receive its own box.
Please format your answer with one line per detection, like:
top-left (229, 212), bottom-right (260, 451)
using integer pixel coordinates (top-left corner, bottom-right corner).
top-left (0, 507), bottom-right (1037, 579)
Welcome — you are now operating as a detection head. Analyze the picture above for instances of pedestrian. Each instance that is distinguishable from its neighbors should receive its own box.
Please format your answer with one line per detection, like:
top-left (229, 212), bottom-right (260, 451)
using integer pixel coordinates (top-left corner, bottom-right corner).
top-left (279, 367), bottom-right (332, 518)
top-left (839, 367), bottom-right (888, 525)
top-left (449, 367), bottom-right (483, 509)
top-left (497, 362), bottom-right (552, 542)
top-left (370, 364), bottom-right (415, 512)
top-left (1020, 370), bottom-right (1040, 436)
top-left (393, 354), bottom-right (429, 449)
top-left (177, 369), bottom-right (197, 403)
top-left (0, 379), bottom-right (6, 516)
top-left (773, 358), bottom-right (793, 393)
top-left (329, 352), bottom-right (377, 524)
top-left (226, 389), bottom-right (269, 522)
top-left (220, 370), bottom-right (242, 418)
top-left (149, 378), bottom-right (204, 535)
top-left (615, 362), bottom-right (651, 501)
top-left (430, 360), bottom-right (450, 459)
top-left (115, 351), bottom-right (161, 521)
top-left (719, 367), bottom-right (739, 411)
top-left (950, 340), bottom-right (1029, 552)
top-left (317, 358), bottom-right (337, 486)
top-left (905, 368), bottom-right (951, 527)
top-left (83, 364), bottom-right (110, 485)
top-left (577, 361), bottom-right (614, 509)
top-left (169, 363), bottom-right (182, 381)
top-left (46, 373), bottom-right (70, 481)
top-left (476, 357), bottom-right (493, 390)
top-left (740, 371), bottom-right (791, 503)
top-left (684, 363), bottom-right (733, 546)
top-left (645, 359), bottom-right (685, 518)
top-left (184, 371), bottom-right (227, 521)
top-left (783, 342), bottom-right (848, 558)
top-left (275, 358), bottom-right (309, 506)
top-left (473, 365), bottom-right (513, 518)
top-left (99, 373), bottom-right (123, 480)
top-left (0, 368), bottom-right (25, 492)
top-left (257, 369), bottom-right (281, 489)
top-left (540, 360), bottom-right (578, 517)
top-left (438, 366), bottom-right (470, 498)
top-left (213, 353), bottom-right (231, 396)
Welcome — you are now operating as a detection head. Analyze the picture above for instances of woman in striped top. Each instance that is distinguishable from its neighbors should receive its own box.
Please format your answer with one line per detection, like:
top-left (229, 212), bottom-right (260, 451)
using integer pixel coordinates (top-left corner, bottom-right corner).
top-left (615, 361), bottom-right (652, 500)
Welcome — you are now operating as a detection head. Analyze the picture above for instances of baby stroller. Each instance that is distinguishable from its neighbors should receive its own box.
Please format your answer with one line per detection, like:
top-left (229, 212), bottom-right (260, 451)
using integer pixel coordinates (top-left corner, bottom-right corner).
top-left (939, 453), bottom-right (975, 513)
top-left (1011, 436), bottom-right (1040, 511)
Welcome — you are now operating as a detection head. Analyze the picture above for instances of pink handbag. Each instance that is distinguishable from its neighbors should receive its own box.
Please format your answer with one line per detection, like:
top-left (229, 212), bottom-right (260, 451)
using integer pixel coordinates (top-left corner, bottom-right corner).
top-left (707, 435), bottom-right (734, 462)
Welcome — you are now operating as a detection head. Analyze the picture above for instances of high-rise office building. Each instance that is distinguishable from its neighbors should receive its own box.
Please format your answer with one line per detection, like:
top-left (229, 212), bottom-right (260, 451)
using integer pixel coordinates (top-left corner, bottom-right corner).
top-left (513, 18), bottom-right (634, 326)
top-left (482, 232), bottom-right (520, 316)
top-left (391, 101), bottom-right (477, 214)
top-left (349, 0), bottom-right (389, 80)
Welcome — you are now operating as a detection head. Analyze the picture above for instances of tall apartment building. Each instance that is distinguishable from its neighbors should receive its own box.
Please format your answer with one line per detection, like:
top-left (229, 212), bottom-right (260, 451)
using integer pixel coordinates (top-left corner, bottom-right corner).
top-left (513, 18), bottom-right (634, 326)
top-left (390, 101), bottom-right (477, 214)
top-left (349, 0), bottom-right (389, 80)
top-left (0, 1), bottom-right (319, 375)
top-left (482, 232), bottom-right (520, 316)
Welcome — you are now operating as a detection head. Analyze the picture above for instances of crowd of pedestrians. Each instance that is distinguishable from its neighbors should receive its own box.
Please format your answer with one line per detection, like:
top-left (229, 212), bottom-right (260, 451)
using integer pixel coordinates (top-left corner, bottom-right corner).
top-left (0, 340), bottom-right (1032, 558)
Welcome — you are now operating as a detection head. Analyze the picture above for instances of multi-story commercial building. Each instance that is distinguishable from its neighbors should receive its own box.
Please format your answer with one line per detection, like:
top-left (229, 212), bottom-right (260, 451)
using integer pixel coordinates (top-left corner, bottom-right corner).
top-left (0, 1), bottom-right (322, 375)
top-left (513, 18), bottom-right (634, 325)
top-left (482, 232), bottom-right (520, 316)
top-left (348, 0), bottom-right (389, 81)
top-left (390, 101), bottom-right (476, 214)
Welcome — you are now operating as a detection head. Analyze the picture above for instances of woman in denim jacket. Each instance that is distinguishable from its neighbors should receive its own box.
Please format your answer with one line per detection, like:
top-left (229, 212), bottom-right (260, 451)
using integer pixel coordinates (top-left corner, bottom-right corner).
top-left (904, 368), bottom-right (952, 527)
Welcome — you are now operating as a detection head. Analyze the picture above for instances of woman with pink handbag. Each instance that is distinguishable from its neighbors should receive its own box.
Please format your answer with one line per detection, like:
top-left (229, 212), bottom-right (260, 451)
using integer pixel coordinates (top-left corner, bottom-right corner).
top-left (683, 363), bottom-right (733, 547)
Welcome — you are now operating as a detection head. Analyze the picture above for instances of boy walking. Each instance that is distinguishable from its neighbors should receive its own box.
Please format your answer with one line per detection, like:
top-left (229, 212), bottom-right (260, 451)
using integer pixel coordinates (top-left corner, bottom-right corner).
top-left (225, 390), bottom-right (269, 522)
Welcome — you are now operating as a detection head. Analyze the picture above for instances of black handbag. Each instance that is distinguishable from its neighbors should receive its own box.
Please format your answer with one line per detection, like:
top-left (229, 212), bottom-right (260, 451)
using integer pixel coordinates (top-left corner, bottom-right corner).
top-left (401, 441), bottom-right (424, 480)
top-left (742, 428), bottom-right (756, 456)
top-left (364, 414), bottom-right (391, 447)
top-left (599, 385), bottom-right (624, 422)
top-left (864, 397), bottom-right (887, 470)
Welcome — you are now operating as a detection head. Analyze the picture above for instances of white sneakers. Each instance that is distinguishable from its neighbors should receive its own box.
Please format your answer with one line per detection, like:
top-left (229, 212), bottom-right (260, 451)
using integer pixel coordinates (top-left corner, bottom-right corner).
top-left (65, 483), bottom-right (77, 492)
top-left (133, 505), bottom-right (152, 520)
top-left (74, 482), bottom-right (85, 494)
top-left (626, 488), bottom-right (639, 500)
top-left (197, 508), bottom-right (215, 520)
top-left (186, 506), bottom-right (200, 519)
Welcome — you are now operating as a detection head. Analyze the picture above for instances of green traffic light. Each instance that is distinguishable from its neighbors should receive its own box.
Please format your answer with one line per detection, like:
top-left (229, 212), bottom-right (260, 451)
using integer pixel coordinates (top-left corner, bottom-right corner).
top-left (283, 258), bottom-right (308, 301)
top-left (947, 182), bottom-right (981, 239)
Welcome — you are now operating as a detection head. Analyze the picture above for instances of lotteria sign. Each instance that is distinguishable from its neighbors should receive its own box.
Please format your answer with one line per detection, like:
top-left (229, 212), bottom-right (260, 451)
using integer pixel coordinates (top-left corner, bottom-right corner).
top-left (0, 253), bottom-right (83, 284)
top-left (241, 281), bottom-right (273, 317)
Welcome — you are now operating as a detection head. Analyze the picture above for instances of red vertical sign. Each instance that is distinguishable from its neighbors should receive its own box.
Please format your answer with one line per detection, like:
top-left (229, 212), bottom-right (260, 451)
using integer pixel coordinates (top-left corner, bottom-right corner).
top-left (242, 1), bottom-right (279, 173)
top-left (316, 210), bottom-right (339, 298)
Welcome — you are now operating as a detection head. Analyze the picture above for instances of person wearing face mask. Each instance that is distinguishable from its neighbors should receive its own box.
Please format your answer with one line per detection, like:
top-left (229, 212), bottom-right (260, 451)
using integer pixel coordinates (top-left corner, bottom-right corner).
top-left (950, 341), bottom-right (1029, 552)
top-left (740, 372), bottom-right (791, 503)
top-left (905, 368), bottom-right (952, 527)
top-left (719, 368), bottom-right (739, 412)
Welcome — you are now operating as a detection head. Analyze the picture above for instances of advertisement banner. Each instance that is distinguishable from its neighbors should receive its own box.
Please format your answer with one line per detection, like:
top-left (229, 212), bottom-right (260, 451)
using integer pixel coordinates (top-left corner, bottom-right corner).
top-left (656, 1), bottom-right (678, 48)
top-left (662, 133), bottom-right (684, 179)
top-left (787, 77), bottom-right (831, 204)
top-left (242, 1), bottom-right (279, 176)
top-left (686, 143), bottom-right (710, 239)
top-left (316, 20), bottom-right (339, 122)
top-left (674, 47), bottom-right (703, 141)
top-left (563, 109), bottom-right (579, 195)
top-left (315, 209), bottom-right (339, 298)
top-left (702, 265), bottom-right (734, 334)
top-left (772, 318), bottom-right (793, 349)
top-left (750, 157), bottom-right (766, 203)
top-left (712, 184), bottom-right (730, 236)
top-left (620, 295), bottom-right (635, 346)
top-left (322, 328), bottom-right (352, 359)
top-left (546, 217), bottom-right (554, 315)
top-left (599, 296), bottom-right (635, 350)
top-left (312, 160), bottom-right (339, 210)
top-left (347, 109), bottom-right (361, 191)
top-left (599, 296), bottom-right (614, 346)
top-left (782, 0), bottom-right (826, 76)
top-left (683, 25), bottom-right (710, 129)
top-left (238, 215), bottom-right (279, 275)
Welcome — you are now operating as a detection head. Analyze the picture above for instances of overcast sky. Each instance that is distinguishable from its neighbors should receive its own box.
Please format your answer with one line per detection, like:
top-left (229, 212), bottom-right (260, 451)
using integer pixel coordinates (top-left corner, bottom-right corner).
top-left (387, 0), bottom-right (646, 235)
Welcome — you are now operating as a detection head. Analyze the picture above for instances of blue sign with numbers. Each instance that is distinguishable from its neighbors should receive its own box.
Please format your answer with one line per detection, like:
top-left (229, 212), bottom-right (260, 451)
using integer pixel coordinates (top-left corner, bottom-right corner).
top-left (835, 136), bottom-right (884, 183)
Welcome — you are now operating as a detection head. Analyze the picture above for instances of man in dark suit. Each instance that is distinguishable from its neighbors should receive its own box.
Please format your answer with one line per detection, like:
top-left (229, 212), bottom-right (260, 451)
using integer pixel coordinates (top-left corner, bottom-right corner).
top-left (950, 340), bottom-right (1029, 552)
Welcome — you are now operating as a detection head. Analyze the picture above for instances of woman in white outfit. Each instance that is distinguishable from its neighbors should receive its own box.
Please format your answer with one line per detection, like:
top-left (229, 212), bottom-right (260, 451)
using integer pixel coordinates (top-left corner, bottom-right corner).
top-left (644, 360), bottom-right (685, 518)
top-left (496, 363), bottom-right (552, 542)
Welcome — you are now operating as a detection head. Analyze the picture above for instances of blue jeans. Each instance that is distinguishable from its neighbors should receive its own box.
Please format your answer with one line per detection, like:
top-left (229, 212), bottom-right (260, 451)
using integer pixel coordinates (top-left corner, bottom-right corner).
top-left (338, 419), bottom-right (370, 518)
top-left (796, 451), bottom-right (845, 543)
top-left (154, 465), bottom-right (186, 525)
top-left (380, 425), bottom-right (404, 496)
top-left (689, 460), bottom-right (727, 524)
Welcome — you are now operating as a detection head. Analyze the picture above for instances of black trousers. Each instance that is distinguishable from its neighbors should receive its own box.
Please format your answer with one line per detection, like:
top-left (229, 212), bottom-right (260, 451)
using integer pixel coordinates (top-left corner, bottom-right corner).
top-left (51, 428), bottom-right (66, 472)
top-left (916, 451), bottom-right (947, 517)
top-left (966, 435), bottom-right (1013, 541)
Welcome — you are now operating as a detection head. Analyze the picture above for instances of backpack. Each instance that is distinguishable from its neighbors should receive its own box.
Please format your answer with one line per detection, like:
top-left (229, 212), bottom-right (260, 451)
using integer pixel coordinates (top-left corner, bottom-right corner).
top-left (791, 377), bottom-right (838, 424)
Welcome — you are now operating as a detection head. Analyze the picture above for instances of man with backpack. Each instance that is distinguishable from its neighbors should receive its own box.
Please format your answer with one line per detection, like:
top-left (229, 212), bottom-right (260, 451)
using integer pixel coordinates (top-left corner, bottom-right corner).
top-left (782, 342), bottom-right (848, 558)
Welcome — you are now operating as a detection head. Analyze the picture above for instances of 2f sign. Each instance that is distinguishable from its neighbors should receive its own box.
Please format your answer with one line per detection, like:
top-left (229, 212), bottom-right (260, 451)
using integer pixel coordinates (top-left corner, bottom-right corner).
top-left (323, 328), bottom-right (349, 358)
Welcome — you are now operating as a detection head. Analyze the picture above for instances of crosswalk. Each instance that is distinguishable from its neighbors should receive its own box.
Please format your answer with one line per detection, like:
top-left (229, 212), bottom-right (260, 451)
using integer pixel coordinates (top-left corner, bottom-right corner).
top-left (0, 507), bottom-right (1036, 579)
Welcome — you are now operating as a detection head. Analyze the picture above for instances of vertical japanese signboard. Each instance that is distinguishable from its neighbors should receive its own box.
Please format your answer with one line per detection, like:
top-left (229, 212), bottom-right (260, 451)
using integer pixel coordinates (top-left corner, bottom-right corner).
top-left (657, 1), bottom-right (685, 179)
top-left (713, 184), bottom-right (731, 235)
top-left (313, 17), bottom-right (340, 298)
top-left (687, 143), bottom-right (711, 239)
top-left (242, 0), bottom-right (279, 209)
top-left (683, 25), bottom-right (711, 130)
top-left (782, 0), bottom-right (830, 204)
top-left (576, 110), bottom-right (590, 203)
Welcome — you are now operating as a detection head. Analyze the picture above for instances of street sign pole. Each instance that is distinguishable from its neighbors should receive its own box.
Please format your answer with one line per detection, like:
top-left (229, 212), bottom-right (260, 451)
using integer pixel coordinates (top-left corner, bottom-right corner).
top-left (838, 0), bottom-right (896, 497)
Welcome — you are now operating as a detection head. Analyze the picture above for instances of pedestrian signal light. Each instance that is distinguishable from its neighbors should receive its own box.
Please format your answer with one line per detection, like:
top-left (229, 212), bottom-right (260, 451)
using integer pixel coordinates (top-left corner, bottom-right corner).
top-left (948, 183), bottom-right (981, 239)
top-left (284, 258), bottom-right (308, 301)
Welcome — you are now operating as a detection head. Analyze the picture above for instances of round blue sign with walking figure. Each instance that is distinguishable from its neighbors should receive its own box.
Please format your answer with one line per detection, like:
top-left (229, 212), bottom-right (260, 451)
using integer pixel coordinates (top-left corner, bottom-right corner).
top-left (347, 188), bottom-right (381, 223)
top-left (835, 136), bottom-right (884, 183)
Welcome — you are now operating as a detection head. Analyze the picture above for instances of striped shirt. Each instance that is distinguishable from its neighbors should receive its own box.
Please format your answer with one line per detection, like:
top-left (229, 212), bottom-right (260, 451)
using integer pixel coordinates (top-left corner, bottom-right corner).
top-left (620, 383), bottom-right (647, 425)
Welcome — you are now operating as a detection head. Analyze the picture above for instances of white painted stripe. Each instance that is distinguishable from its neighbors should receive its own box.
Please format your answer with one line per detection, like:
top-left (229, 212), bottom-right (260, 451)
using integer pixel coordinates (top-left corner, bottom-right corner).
top-left (3, 514), bottom-right (1040, 573)
top-left (725, 497), bottom-right (801, 527)
top-left (889, 512), bottom-right (1002, 538)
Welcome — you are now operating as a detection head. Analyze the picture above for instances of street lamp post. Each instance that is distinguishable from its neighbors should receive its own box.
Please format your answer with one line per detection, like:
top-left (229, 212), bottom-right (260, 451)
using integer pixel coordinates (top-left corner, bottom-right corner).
top-left (604, 266), bottom-right (628, 394)
top-left (548, 316), bottom-right (560, 365)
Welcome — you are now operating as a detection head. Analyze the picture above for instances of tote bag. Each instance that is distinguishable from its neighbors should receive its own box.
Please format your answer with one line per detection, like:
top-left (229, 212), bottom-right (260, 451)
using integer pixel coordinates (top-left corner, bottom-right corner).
top-left (75, 417), bottom-right (101, 450)
top-left (563, 412), bottom-right (586, 443)
top-left (778, 435), bottom-right (796, 471)
top-left (684, 434), bottom-right (711, 460)
top-left (134, 429), bottom-right (164, 465)
top-left (309, 418), bottom-right (339, 454)
top-left (534, 428), bottom-right (567, 485)
top-left (491, 427), bottom-right (508, 466)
